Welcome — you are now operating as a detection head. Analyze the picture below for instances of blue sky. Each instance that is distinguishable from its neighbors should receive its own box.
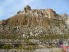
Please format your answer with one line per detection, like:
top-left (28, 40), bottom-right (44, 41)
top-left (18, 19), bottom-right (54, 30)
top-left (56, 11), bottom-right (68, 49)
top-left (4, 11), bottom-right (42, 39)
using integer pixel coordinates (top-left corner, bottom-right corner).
top-left (0, 0), bottom-right (69, 20)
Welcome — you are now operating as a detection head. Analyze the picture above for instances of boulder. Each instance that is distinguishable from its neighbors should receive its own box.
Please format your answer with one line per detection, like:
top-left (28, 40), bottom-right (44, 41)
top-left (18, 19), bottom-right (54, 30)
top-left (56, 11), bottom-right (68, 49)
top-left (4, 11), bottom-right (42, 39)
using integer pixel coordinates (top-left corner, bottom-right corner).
top-left (24, 5), bottom-right (31, 12)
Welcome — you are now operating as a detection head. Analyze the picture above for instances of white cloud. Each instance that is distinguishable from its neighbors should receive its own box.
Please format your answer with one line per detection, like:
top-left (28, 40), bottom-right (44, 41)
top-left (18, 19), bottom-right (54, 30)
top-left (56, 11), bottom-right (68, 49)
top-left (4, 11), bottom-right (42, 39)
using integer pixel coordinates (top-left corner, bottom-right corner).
top-left (23, 0), bottom-right (35, 6)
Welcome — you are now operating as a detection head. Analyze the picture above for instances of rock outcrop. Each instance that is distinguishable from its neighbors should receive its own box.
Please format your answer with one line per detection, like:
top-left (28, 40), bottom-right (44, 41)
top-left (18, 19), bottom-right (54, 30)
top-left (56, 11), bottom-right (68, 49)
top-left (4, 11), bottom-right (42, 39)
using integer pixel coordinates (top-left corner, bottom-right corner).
top-left (2, 6), bottom-right (61, 27)
top-left (0, 6), bottom-right (69, 49)
top-left (45, 8), bottom-right (57, 18)
top-left (0, 5), bottom-right (69, 39)
top-left (24, 5), bottom-right (31, 12)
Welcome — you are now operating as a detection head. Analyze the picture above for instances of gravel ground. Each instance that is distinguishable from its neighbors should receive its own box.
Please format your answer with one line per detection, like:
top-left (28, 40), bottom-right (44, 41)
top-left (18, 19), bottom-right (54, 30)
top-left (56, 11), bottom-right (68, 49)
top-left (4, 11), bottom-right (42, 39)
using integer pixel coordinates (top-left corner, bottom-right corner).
top-left (0, 48), bottom-right (65, 52)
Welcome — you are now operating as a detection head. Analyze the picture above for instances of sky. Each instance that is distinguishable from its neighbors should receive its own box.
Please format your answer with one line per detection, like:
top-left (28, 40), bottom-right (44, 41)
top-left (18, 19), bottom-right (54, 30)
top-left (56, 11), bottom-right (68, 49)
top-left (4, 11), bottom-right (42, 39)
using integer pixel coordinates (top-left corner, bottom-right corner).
top-left (0, 0), bottom-right (69, 20)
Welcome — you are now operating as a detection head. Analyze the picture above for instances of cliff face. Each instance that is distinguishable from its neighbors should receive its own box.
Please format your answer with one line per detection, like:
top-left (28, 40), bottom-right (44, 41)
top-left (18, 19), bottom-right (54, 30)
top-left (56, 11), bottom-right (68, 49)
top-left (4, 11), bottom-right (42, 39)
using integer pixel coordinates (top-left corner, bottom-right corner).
top-left (1, 6), bottom-right (63, 27)
top-left (0, 5), bottom-right (69, 39)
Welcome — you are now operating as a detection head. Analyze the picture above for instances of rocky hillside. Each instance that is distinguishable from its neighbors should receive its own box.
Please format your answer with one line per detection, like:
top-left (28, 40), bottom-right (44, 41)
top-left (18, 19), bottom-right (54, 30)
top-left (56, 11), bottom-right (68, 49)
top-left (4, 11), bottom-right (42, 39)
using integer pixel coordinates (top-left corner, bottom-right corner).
top-left (0, 5), bottom-right (69, 39)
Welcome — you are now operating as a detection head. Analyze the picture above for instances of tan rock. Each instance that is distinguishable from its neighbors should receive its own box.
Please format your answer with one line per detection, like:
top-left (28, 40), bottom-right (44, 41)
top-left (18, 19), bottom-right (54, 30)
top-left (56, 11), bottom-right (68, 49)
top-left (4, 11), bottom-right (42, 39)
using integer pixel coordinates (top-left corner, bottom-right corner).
top-left (46, 8), bottom-right (57, 18)
top-left (0, 21), bottom-right (2, 24)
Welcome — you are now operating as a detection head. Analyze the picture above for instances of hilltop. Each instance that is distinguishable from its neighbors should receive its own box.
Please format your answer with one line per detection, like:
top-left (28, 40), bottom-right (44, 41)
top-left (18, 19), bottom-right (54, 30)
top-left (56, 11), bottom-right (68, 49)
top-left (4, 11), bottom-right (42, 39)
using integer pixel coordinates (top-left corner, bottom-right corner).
top-left (0, 5), bottom-right (69, 35)
top-left (0, 5), bottom-right (69, 49)
top-left (1, 5), bottom-right (67, 27)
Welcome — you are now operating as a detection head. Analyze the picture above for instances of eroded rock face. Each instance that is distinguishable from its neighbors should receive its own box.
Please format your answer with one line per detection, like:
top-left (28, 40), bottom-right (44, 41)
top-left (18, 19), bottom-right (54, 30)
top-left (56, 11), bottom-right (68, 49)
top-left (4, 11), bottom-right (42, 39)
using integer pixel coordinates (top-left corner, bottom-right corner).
top-left (3, 6), bottom-right (59, 27)
top-left (45, 9), bottom-right (57, 18)
top-left (1, 5), bottom-right (69, 35)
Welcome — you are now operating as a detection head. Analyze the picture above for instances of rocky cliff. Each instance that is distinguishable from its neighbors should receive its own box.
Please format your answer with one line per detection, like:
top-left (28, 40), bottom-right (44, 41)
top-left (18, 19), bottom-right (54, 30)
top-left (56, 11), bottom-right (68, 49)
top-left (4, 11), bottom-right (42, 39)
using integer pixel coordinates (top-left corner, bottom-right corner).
top-left (0, 5), bottom-right (69, 39)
